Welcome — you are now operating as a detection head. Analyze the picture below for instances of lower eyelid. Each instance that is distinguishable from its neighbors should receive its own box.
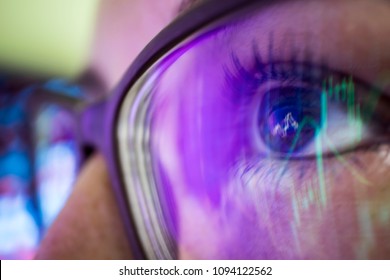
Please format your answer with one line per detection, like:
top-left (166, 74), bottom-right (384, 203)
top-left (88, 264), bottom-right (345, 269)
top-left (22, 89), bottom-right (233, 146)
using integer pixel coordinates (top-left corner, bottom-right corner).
top-left (229, 147), bottom-right (379, 196)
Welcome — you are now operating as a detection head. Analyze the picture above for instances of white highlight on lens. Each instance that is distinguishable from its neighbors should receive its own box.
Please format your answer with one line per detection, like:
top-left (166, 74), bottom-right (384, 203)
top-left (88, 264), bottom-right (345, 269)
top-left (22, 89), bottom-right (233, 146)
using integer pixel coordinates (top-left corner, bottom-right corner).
top-left (272, 112), bottom-right (299, 138)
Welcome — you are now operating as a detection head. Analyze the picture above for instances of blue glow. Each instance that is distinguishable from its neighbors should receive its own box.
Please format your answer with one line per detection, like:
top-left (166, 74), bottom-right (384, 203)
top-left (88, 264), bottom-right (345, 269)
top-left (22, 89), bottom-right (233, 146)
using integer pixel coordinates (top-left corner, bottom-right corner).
top-left (37, 142), bottom-right (77, 227)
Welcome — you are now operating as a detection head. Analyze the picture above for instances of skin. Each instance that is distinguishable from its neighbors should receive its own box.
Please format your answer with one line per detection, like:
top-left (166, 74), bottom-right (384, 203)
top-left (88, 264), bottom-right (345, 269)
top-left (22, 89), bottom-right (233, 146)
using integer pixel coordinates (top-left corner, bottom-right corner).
top-left (36, 0), bottom-right (390, 259)
top-left (34, 154), bottom-right (131, 259)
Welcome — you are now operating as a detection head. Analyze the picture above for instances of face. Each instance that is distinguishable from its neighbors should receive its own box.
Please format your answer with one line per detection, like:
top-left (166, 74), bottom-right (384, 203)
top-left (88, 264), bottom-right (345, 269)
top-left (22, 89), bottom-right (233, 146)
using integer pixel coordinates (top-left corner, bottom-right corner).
top-left (36, 0), bottom-right (390, 259)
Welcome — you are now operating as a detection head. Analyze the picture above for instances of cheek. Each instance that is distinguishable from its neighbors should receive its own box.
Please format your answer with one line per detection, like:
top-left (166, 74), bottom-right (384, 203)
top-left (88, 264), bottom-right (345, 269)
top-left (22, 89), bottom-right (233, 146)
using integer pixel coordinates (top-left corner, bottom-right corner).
top-left (176, 151), bottom-right (390, 259)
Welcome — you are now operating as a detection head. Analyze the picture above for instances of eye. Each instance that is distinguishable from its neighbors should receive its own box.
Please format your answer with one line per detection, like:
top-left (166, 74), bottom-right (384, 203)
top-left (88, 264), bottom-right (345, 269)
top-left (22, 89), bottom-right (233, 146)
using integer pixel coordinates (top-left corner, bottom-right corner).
top-left (257, 81), bottom-right (371, 159)
top-left (226, 58), bottom-right (390, 160)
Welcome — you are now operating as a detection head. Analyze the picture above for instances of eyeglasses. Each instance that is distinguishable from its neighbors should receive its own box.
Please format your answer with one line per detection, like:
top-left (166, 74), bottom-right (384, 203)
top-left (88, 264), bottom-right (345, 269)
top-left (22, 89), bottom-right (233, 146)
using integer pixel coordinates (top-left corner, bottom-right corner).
top-left (20, 0), bottom-right (390, 259)
top-left (87, 0), bottom-right (284, 260)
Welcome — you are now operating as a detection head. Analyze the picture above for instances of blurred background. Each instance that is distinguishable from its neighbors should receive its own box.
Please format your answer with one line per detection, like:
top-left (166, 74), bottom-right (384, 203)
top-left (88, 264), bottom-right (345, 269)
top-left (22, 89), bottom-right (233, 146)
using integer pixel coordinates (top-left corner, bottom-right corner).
top-left (0, 0), bottom-right (100, 259)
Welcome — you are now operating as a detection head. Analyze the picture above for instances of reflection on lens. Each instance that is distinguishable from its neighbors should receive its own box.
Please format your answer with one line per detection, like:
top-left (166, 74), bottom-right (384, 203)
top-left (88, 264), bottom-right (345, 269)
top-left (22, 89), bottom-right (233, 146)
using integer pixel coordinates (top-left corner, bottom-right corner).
top-left (118, 0), bottom-right (390, 259)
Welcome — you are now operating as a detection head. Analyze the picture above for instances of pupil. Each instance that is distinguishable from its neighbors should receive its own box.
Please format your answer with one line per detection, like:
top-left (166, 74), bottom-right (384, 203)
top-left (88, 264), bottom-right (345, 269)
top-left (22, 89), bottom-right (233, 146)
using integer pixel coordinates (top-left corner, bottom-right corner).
top-left (258, 87), bottom-right (322, 154)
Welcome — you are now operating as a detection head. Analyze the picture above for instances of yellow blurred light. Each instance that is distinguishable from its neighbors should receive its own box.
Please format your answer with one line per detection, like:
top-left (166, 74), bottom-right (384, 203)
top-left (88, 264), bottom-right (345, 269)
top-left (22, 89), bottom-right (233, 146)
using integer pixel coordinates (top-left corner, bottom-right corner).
top-left (0, 0), bottom-right (100, 79)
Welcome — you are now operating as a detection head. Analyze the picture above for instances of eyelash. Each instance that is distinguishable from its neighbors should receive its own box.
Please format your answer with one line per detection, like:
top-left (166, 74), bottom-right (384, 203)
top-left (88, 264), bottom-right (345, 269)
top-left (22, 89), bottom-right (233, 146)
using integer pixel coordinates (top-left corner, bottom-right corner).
top-left (224, 47), bottom-right (337, 102)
